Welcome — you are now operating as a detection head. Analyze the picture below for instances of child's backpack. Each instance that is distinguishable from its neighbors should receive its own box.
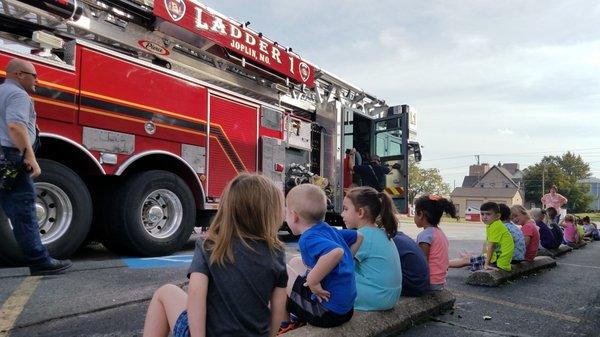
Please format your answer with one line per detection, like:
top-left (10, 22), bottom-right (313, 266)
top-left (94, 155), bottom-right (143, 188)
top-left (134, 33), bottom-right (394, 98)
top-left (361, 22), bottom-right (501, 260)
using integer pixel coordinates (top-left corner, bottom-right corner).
top-left (549, 223), bottom-right (564, 248)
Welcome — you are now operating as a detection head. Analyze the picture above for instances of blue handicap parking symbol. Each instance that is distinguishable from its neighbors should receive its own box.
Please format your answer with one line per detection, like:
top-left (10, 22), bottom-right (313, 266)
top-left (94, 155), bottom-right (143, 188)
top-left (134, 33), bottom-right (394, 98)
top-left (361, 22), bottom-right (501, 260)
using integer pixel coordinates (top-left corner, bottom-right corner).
top-left (122, 254), bottom-right (194, 269)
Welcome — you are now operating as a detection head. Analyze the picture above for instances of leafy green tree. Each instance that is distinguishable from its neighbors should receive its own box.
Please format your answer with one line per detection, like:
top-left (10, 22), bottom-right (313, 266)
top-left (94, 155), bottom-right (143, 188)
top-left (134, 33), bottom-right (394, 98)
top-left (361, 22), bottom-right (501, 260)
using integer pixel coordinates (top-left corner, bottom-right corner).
top-left (409, 161), bottom-right (451, 203)
top-left (542, 152), bottom-right (590, 180)
top-left (522, 152), bottom-right (593, 212)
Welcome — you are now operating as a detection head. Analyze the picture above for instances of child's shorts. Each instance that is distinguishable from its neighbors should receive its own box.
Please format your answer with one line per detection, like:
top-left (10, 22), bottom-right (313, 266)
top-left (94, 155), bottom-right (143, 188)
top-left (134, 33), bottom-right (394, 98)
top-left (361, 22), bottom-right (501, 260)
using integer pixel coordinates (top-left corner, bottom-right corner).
top-left (469, 255), bottom-right (485, 271)
top-left (470, 255), bottom-right (499, 271)
top-left (287, 275), bottom-right (353, 328)
top-left (173, 310), bottom-right (190, 337)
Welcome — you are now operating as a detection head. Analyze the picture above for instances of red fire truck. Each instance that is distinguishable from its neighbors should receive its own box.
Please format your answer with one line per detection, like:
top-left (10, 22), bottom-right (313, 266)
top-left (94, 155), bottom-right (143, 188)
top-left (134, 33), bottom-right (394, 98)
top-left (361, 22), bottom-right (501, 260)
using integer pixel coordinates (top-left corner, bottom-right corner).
top-left (0, 0), bottom-right (421, 265)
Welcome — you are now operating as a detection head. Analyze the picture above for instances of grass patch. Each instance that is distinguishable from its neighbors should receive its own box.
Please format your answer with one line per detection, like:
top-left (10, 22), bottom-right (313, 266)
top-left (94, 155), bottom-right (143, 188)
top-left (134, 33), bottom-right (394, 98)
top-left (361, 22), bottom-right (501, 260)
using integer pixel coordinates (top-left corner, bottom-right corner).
top-left (575, 212), bottom-right (600, 222)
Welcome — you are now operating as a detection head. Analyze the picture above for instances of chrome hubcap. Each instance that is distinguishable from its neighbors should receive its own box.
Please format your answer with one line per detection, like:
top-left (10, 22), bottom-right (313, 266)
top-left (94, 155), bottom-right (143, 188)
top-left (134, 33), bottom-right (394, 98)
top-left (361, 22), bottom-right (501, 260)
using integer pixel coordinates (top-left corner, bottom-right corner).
top-left (35, 182), bottom-right (73, 245)
top-left (147, 206), bottom-right (164, 223)
top-left (141, 189), bottom-right (183, 239)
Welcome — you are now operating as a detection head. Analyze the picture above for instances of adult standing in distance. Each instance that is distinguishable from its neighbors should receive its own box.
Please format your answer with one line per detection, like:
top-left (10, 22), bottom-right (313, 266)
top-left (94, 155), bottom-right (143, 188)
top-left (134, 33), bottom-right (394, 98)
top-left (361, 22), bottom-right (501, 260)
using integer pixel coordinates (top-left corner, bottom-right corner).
top-left (540, 185), bottom-right (568, 223)
top-left (0, 58), bottom-right (71, 275)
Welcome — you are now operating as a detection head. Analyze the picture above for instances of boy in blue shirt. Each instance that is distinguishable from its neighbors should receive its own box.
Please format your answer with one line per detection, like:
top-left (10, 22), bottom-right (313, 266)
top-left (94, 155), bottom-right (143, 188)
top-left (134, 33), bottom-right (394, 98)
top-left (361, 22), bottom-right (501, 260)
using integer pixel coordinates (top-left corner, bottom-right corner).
top-left (284, 184), bottom-right (363, 328)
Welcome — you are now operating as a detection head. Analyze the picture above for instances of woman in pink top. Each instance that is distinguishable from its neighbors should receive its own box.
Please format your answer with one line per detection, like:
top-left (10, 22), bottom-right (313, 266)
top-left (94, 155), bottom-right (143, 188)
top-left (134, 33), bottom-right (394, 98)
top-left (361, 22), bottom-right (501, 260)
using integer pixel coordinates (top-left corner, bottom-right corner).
top-left (561, 214), bottom-right (579, 246)
top-left (510, 205), bottom-right (540, 262)
top-left (414, 195), bottom-right (458, 290)
top-left (541, 185), bottom-right (567, 213)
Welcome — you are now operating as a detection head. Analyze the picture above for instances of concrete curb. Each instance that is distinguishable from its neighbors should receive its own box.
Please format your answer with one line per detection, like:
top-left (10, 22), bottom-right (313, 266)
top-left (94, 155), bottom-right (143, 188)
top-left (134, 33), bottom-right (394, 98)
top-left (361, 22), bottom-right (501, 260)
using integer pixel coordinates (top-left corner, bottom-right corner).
top-left (537, 245), bottom-right (573, 258)
top-left (466, 256), bottom-right (557, 287)
top-left (284, 290), bottom-right (455, 337)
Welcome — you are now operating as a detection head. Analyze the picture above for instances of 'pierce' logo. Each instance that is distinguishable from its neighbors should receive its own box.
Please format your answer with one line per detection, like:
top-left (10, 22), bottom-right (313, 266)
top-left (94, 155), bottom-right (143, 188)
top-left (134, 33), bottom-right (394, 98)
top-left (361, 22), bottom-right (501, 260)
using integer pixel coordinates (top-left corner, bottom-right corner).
top-left (165, 0), bottom-right (186, 22)
top-left (299, 62), bottom-right (310, 83)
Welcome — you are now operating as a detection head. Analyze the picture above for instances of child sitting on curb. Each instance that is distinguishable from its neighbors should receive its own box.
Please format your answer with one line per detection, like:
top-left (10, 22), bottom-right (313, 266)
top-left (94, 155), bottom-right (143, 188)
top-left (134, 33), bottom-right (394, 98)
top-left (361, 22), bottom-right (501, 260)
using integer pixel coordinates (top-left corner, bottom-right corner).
top-left (576, 218), bottom-right (586, 242)
top-left (415, 195), bottom-right (457, 290)
top-left (450, 202), bottom-right (514, 272)
top-left (341, 186), bottom-right (402, 310)
top-left (392, 231), bottom-right (430, 297)
top-left (283, 184), bottom-right (362, 329)
top-left (561, 214), bottom-right (580, 246)
top-left (530, 208), bottom-right (558, 250)
top-left (142, 173), bottom-right (288, 337)
top-left (545, 207), bottom-right (564, 248)
top-left (511, 205), bottom-right (540, 262)
top-left (499, 204), bottom-right (525, 263)
top-left (582, 216), bottom-right (600, 240)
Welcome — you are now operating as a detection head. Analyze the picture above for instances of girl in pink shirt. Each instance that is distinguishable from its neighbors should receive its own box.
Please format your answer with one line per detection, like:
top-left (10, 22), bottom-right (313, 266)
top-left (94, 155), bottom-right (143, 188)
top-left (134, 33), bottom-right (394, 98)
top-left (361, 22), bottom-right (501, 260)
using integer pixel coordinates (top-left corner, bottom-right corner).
top-left (561, 214), bottom-right (579, 246)
top-left (510, 205), bottom-right (540, 262)
top-left (414, 195), bottom-right (459, 290)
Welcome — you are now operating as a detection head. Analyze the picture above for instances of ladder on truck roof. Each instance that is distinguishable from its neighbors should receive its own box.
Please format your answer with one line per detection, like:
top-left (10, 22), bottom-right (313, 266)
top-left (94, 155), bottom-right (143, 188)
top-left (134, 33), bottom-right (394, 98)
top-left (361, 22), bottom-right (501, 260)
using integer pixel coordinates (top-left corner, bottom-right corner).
top-left (0, 0), bottom-right (388, 117)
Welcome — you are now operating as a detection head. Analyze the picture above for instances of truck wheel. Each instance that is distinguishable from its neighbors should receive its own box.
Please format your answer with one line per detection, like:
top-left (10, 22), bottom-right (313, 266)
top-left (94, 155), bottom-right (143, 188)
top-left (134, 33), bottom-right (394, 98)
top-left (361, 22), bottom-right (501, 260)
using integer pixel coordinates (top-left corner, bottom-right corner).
top-left (104, 170), bottom-right (196, 256)
top-left (0, 159), bottom-right (92, 266)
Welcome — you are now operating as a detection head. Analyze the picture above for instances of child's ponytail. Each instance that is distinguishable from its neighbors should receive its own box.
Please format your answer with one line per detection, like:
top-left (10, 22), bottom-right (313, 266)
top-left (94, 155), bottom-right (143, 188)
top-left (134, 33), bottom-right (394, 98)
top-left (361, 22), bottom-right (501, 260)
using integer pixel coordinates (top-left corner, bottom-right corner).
top-left (442, 199), bottom-right (458, 219)
top-left (345, 186), bottom-right (398, 239)
top-left (414, 195), bottom-right (458, 226)
top-left (378, 192), bottom-right (398, 239)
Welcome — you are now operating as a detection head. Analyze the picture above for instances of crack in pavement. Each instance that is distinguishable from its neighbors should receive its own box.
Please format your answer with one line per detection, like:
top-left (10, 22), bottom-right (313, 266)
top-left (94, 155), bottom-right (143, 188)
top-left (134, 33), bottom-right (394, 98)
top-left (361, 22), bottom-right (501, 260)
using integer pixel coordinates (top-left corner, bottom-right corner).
top-left (430, 317), bottom-right (536, 337)
top-left (3, 281), bottom-right (189, 333)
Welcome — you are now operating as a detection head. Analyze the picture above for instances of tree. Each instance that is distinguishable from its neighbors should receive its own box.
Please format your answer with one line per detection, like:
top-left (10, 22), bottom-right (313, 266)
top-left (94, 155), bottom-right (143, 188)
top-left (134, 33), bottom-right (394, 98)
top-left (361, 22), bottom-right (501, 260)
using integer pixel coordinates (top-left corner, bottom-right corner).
top-left (522, 152), bottom-right (594, 212)
top-left (409, 161), bottom-right (451, 203)
top-left (541, 152), bottom-right (590, 181)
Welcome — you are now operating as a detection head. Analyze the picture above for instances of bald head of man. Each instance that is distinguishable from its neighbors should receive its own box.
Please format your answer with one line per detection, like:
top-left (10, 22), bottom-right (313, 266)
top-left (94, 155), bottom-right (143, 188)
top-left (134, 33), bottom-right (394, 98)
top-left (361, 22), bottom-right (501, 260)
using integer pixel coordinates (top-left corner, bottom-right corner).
top-left (5, 58), bottom-right (37, 93)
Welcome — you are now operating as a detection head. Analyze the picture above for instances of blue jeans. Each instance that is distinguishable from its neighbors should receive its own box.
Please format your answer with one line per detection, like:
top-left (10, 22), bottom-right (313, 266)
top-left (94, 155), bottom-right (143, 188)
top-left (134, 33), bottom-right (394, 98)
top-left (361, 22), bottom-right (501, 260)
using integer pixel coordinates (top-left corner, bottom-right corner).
top-left (0, 147), bottom-right (49, 264)
top-left (173, 310), bottom-right (190, 337)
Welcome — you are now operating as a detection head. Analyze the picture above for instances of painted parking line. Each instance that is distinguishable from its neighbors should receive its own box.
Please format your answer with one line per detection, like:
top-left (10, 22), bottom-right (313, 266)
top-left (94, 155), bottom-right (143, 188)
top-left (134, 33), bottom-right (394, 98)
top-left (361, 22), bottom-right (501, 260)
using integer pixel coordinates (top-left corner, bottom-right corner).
top-left (450, 289), bottom-right (581, 323)
top-left (122, 254), bottom-right (194, 269)
top-left (0, 276), bottom-right (41, 336)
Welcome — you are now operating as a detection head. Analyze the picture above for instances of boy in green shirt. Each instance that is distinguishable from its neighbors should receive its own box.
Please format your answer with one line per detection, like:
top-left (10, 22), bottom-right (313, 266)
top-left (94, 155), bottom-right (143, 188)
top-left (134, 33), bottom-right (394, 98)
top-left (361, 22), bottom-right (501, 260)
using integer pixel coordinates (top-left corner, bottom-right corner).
top-left (449, 202), bottom-right (515, 272)
top-left (481, 202), bottom-right (515, 271)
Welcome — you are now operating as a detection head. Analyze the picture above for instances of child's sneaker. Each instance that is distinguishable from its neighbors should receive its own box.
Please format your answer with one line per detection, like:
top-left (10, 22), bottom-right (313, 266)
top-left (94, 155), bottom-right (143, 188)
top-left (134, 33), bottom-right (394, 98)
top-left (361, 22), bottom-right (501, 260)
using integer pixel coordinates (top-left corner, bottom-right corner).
top-left (277, 314), bottom-right (306, 335)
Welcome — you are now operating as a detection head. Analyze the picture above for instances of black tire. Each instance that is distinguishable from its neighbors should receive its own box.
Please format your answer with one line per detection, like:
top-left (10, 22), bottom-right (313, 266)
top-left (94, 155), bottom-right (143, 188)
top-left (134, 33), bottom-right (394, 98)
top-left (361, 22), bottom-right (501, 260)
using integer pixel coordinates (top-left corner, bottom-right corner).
top-left (0, 210), bottom-right (15, 266)
top-left (0, 159), bottom-right (92, 266)
top-left (103, 170), bottom-right (196, 256)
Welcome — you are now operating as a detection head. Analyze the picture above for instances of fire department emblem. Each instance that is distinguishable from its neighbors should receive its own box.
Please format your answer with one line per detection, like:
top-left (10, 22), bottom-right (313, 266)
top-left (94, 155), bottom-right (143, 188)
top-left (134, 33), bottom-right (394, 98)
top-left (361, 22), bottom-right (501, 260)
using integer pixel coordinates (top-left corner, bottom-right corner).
top-left (164, 0), bottom-right (186, 22)
top-left (299, 62), bottom-right (310, 83)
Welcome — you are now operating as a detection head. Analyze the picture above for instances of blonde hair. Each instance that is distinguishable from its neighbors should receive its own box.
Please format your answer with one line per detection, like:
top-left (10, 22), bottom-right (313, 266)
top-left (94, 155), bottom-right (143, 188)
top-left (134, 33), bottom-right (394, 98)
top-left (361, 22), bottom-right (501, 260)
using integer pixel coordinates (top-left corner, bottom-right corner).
top-left (564, 214), bottom-right (575, 223)
top-left (286, 184), bottom-right (327, 224)
top-left (510, 205), bottom-right (530, 218)
top-left (205, 173), bottom-right (284, 266)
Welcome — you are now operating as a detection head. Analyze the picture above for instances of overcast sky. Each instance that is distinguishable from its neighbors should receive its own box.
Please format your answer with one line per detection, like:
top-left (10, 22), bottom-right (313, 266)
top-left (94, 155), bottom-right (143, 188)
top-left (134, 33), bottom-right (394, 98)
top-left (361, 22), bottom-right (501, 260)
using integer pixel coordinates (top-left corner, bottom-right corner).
top-left (202, 0), bottom-right (600, 189)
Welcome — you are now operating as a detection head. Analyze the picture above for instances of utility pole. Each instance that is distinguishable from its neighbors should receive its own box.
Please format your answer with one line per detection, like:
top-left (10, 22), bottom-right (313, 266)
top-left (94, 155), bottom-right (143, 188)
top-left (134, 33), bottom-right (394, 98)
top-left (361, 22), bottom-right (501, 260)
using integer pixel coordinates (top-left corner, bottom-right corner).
top-left (542, 163), bottom-right (546, 199)
top-left (475, 155), bottom-right (480, 165)
top-left (596, 182), bottom-right (600, 211)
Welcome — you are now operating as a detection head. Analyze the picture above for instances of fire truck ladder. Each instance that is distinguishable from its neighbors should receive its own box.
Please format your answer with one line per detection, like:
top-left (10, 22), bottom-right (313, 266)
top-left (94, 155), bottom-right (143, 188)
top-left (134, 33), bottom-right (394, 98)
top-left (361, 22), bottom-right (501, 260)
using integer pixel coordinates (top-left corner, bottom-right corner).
top-left (0, 0), bottom-right (387, 116)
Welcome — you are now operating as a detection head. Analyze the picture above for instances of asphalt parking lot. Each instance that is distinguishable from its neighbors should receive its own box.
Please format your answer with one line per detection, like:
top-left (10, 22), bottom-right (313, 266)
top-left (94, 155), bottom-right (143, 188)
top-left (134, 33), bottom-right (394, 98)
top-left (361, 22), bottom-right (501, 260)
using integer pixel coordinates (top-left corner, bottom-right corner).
top-left (1, 222), bottom-right (599, 337)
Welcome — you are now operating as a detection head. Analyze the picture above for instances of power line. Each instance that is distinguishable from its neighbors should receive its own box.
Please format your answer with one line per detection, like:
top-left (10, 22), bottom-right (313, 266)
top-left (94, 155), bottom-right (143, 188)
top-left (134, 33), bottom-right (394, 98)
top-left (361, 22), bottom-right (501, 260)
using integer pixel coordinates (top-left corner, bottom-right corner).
top-left (421, 147), bottom-right (600, 162)
top-left (420, 155), bottom-right (475, 161)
